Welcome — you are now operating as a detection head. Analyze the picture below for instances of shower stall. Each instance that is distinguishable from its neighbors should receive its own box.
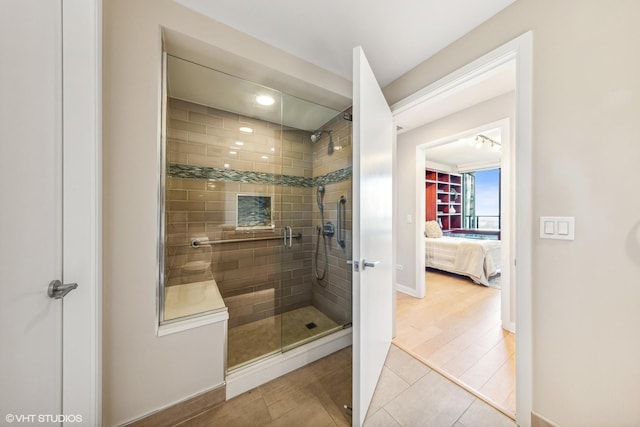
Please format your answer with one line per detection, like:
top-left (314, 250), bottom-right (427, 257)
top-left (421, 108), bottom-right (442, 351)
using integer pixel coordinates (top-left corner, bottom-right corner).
top-left (161, 56), bottom-right (353, 371)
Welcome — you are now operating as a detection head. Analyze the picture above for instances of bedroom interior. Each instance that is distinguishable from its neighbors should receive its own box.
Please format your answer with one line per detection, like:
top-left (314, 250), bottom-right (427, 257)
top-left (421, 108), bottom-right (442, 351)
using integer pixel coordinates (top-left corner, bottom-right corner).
top-left (394, 122), bottom-right (516, 417)
top-left (423, 128), bottom-right (502, 287)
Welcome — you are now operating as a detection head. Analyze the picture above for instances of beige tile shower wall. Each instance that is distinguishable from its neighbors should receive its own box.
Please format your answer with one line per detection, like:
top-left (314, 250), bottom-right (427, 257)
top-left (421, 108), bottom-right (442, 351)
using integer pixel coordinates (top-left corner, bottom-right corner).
top-left (167, 98), bottom-right (313, 176)
top-left (312, 113), bottom-right (352, 178)
top-left (311, 112), bottom-right (353, 324)
top-left (166, 98), bottom-right (314, 328)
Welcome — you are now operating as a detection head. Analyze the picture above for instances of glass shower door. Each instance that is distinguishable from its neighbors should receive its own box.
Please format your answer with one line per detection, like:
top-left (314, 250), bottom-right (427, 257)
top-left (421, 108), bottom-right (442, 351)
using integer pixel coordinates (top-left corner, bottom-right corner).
top-left (221, 88), bottom-right (286, 370)
top-left (280, 94), bottom-right (353, 352)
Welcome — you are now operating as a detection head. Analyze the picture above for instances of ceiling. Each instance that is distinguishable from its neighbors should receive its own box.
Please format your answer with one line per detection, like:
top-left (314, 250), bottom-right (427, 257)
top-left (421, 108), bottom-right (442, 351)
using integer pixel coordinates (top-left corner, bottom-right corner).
top-left (174, 0), bottom-right (516, 87)
top-left (167, 1), bottom-right (516, 146)
top-left (393, 58), bottom-right (516, 169)
top-left (394, 60), bottom-right (515, 133)
top-left (167, 56), bottom-right (340, 131)
top-left (424, 127), bottom-right (503, 170)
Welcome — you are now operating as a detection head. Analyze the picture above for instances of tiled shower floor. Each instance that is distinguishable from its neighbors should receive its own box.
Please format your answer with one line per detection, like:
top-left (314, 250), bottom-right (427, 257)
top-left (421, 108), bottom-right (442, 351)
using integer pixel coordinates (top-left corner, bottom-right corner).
top-left (227, 306), bottom-right (342, 370)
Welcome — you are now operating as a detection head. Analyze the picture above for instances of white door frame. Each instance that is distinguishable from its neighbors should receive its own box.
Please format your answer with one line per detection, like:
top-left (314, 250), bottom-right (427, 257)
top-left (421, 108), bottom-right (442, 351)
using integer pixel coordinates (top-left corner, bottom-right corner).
top-left (62, 0), bottom-right (102, 424)
top-left (390, 32), bottom-right (533, 427)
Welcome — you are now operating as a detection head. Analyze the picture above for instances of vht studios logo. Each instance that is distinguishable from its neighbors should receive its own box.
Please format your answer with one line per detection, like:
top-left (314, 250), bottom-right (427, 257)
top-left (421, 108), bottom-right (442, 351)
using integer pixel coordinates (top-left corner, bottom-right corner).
top-left (5, 414), bottom-right (83, 423)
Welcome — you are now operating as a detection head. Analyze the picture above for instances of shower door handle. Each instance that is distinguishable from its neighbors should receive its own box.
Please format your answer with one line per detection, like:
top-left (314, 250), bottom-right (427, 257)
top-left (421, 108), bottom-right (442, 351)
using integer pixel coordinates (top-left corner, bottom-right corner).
top-left (336, 196), bottom-right (346, 248)
top-left (284, 226), bottom-right (293, 249)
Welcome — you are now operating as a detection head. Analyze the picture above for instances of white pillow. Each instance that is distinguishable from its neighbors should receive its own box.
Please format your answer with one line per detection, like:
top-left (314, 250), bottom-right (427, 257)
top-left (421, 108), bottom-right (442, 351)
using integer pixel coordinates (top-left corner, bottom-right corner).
top-left (425, 220), bottom-right (443, 238)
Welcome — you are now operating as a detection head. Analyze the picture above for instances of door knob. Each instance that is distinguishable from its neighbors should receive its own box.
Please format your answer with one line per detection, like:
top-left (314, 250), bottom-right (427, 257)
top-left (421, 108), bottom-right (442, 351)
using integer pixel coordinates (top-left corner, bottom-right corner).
top-left (361, 260), bottom-right (380, 270)
top-left (48, 280), bottom-right (78, 299)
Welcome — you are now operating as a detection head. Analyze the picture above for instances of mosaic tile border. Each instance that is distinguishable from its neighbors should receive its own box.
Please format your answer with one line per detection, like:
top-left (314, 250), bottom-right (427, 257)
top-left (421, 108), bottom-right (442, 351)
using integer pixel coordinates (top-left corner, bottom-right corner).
top-left (169, 163), bottom-right (351, 187)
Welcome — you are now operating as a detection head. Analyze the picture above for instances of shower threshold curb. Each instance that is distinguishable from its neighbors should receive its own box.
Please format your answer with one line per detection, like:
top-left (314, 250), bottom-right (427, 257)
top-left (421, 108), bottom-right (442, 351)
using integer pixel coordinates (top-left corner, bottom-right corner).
top-left (225, 328), bottom-right (352, 399)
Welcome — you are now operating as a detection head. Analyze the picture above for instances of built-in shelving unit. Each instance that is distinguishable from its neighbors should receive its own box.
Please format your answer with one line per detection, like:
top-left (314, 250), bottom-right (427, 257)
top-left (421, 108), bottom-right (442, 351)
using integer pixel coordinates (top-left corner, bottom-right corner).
top-left (425, 169), bottom-right (462, 231)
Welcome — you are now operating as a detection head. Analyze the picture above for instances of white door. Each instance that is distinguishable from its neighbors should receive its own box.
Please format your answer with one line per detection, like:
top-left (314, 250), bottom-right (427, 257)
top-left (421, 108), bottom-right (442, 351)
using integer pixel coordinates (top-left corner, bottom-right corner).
top-left (352, 47), bottom-right (395, 426)
top-left (0, 2), bottom-right (100, 425)
top-left (0, 1), bottom-right (64, 423)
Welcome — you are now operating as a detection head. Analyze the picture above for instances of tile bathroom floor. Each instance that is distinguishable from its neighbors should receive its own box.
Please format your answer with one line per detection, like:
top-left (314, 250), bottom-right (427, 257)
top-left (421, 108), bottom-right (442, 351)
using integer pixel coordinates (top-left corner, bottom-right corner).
top-left (227, 305), bottom-right (342, 369)
top-left (178, 344), bottom-right (515, 427)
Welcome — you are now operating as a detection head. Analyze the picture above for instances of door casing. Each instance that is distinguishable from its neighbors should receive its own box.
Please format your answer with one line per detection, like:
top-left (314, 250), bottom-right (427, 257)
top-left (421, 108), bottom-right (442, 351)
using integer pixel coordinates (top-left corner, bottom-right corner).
top-left (63, 0), bottom-right (102, 423)
top-left (390, 32), bottom-right (533, 427)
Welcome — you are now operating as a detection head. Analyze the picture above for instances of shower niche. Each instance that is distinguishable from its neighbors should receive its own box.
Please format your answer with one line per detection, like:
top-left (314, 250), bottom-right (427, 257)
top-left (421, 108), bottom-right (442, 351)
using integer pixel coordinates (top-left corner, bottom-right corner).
top-left (236, 194), bottom-right (274, 229)
top-left (159, 54), bottom-right (353, 371)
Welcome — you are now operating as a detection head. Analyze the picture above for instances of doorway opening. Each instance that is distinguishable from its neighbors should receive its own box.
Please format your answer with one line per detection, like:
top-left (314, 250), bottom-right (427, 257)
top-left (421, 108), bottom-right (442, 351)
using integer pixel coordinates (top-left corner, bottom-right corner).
top-left (399, 118), bottom-right (515, 416)
top-left (390, 32), bottom-right (532, 426)
top-left (418, 118), bottom-right (514, 333)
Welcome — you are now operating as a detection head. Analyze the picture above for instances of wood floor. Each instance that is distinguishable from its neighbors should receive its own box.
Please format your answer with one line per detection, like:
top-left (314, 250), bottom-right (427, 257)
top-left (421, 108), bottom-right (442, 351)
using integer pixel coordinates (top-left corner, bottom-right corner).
top-left (393, 270), bottom-right (516, 417)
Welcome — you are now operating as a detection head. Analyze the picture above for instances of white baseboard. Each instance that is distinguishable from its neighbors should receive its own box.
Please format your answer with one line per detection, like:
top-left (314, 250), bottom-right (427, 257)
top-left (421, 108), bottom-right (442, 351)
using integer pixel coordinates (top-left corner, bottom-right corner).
top-left (395, 283), bottom-right (423, 298)
top-left (502, 320), bottom-right (516, 334)
top-left (225, 328), bottom-right (352, 399)
top-left (531, 410), bottom-right (559, 427)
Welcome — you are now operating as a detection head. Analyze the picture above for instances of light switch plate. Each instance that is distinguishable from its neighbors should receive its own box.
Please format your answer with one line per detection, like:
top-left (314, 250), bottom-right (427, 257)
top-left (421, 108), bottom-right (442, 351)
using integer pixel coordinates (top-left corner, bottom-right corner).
top-left (557, 221), bottom-right (570, 235)
top-left (539, 216), bottom-right (575, 240)
top-left (544, 221), bottom-right (555, 235)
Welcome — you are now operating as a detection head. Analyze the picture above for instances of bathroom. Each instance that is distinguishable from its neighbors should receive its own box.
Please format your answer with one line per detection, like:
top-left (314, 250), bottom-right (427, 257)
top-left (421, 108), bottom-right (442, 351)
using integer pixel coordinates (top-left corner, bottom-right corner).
top-left (101, 2), bottom-right (364, 421)
top-left (160, 56), bottom-right (354, 371)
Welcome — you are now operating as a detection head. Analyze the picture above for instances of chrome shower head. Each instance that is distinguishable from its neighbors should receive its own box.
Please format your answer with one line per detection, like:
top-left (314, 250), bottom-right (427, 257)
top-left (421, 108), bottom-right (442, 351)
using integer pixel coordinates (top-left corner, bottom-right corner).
top-left (310, 131), bottom-right (322, 143)
top-left (310, 129), bottom-right (333, 143)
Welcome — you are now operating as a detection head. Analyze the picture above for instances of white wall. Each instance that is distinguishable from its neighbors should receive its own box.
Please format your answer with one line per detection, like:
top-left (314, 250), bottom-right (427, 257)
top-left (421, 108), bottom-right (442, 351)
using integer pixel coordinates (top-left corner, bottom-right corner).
top-left (395, 92), bottom-right (514, 291)
top-left (386, 1), bottom-right (640, 425)
top-left (102, 1), bottom-right (350, 425)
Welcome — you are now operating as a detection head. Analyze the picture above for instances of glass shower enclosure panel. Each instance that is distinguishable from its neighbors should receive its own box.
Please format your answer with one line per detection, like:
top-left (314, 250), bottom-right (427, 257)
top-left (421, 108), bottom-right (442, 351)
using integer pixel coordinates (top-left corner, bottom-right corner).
top-left (161, 56), bottom-right (285, 370)
top-left (161, 54), bottom-right (352, 372)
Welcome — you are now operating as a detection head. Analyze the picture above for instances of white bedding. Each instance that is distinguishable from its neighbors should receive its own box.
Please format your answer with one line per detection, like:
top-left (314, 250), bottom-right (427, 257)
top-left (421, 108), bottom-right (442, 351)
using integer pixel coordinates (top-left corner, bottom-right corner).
top-left (425, 236), bottom-right (501, 286)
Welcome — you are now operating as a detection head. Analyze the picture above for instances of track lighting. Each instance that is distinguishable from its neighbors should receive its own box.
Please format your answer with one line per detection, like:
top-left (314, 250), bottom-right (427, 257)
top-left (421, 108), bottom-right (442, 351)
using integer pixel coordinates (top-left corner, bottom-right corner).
top-left (475, 134), bottom-right (501, 151)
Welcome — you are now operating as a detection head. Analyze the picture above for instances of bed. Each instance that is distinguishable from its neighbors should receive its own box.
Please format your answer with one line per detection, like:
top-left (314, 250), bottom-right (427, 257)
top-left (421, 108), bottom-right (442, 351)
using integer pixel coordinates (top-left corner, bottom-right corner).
top-left (425, 236), bottom-right (501, 286)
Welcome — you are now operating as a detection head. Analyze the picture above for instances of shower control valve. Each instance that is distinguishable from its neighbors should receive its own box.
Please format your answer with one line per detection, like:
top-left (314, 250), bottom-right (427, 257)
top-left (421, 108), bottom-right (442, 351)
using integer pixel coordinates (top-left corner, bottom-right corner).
top-left (323, 222), bottom-right (335, 237)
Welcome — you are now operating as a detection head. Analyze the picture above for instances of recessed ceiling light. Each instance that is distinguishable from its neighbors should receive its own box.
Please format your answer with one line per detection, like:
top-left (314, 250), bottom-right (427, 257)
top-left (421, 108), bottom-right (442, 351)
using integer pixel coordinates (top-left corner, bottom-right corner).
top-left (256, 95), bottom-right (275, 106)
top-left (239, 126), bottom-right (253, 134)
top-left (270, 147), bottom-right (275, 152)
top-left (235, 141), bottom-right (244, 146)
top-left (229, 151), bottom-right (237, 155)
top-left (261, 155), bottom-right (269, 160)
top-left (224, 163), bottom-right (230, 168)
